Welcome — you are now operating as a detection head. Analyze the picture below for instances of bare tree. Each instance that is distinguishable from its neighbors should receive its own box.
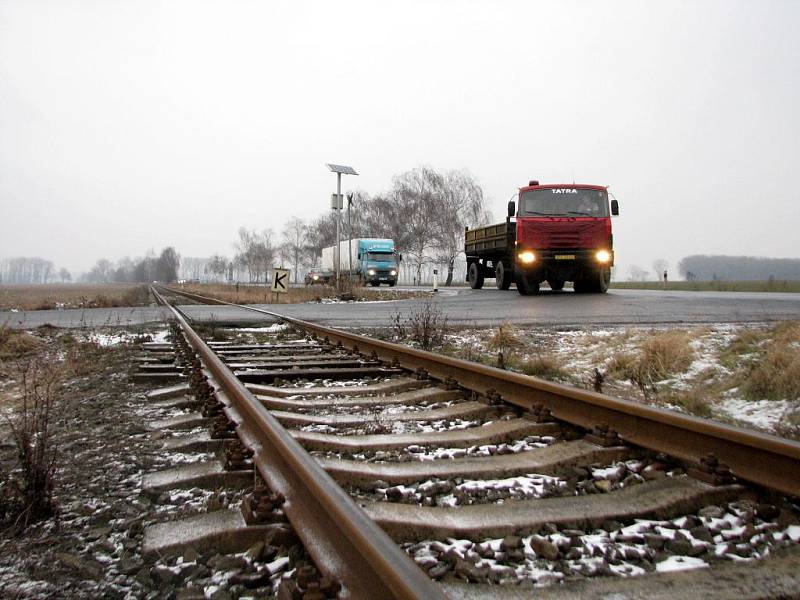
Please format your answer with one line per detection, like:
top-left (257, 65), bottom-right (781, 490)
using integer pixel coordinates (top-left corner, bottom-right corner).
top-left (431, 169), bottom-right (491, 285)
top-left (305, 213), bottom-right (339, 268)
top-left (235, 228), bottom-right (257, 282)
top-left (180, 257), bottom-right (208, 282)
top-left (390, 167), bottom-right (442, 284)
top-left (234, 228), bottom-right (275, 283)
top-left (58, 268), bottom-right (72, 283)
top-left (358, 192), bottom-right (410, 250)
top-left (206, 255), bottom-right (229, 282)
top-left (652, 259), bottom-right (669, 281)
top-left (628, 265), bottom-right (649, 281)
top-left (86, 258), bottom-right (113, 283)
top-left (281, 217), bottom-right (308, 283)
top-left (156, 247), bottom-right (181, 283)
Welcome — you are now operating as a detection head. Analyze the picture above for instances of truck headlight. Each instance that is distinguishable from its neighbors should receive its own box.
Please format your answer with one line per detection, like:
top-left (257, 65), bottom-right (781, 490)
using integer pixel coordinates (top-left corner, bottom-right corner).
top-left (368, 269), bottom-right (376, 276)
top-left (518, 251), bottom-right (536, 264)
top-left (390, 270), bottom-right (397, 276)
top-left (595, 250), bottom-right (611, 263)
top-left (312, 274), bottom-right (319, 281)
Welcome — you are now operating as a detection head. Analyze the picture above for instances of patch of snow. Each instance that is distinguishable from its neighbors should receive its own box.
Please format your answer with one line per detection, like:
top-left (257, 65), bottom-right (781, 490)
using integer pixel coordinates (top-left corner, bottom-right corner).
top-left (149, 329), bottom-right (171, 343)
top-left (717, 398), bottom-right (794, 431)
top-left (655, 555), bottom-right (708, 572)
top-left (232, 324), bottom-right (289, 333)
top-left (786, 525), bottom-right (800, 542)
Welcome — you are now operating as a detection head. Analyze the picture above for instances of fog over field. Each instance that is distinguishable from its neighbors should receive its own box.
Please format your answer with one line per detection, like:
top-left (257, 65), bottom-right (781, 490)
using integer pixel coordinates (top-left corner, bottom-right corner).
top-left (1, 0), bottom-right (799, 278)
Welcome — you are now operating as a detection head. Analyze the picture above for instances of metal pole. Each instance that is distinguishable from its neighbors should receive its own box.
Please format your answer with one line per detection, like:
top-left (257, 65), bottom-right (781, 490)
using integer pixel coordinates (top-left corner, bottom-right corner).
top-left (347, 193), bottom-right (352, 281)
top-left (335, 172), bottom-right (341, 288)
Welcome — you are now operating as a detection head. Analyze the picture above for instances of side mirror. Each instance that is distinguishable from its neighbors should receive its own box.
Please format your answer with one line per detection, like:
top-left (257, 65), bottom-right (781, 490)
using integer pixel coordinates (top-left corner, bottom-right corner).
top-left (611, 199), bottom-right (619, 216)
top-left (398, 254), bottom-right (403, 262)
top-left (507, 200), bottom-right (516, 218)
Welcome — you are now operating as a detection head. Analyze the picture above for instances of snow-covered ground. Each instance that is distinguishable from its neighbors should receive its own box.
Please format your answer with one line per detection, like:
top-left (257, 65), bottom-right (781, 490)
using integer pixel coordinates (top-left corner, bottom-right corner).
top-left (423, 322), bottom-right (800, 438)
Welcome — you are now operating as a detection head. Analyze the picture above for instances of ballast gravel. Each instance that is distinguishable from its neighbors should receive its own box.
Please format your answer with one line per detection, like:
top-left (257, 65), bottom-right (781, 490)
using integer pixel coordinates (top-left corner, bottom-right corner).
top-left (401, 499), bottom-right (800, 585)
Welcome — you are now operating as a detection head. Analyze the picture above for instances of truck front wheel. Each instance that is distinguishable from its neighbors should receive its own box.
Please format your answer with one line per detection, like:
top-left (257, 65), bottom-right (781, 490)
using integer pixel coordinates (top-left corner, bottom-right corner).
top-left (516, 273), bottom-right (540, 296)
top-left (575, 269), bottom-right (610, 293)
top-left (468, 262), bottom-right (485, 289)
top-left (495, 261), bottom-right (512, 290)
top-left (596, 268), bottom-right (610, 293)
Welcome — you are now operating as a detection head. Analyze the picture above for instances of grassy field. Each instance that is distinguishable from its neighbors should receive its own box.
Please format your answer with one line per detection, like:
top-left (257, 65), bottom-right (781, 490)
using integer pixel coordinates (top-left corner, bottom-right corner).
top-left (610, 280), bottom-right (800, 293)
top-left (0, 284), bottom-right (152, 311)
top-left (175, 282), bottom-right (429, 305)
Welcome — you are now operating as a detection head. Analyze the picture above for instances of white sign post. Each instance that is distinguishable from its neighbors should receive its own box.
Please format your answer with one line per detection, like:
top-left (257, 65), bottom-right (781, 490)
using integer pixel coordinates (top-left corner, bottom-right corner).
top-left (271, 268), bottom-right (290, 302)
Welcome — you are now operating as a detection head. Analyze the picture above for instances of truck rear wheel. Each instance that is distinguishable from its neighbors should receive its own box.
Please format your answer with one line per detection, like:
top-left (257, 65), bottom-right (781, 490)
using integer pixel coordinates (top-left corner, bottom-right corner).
top-left (468, 262), bottom-right (484, 289)
top-left (495, 261), bottom-right (512, 290)
top-left (516, 273), bottom-right (540, 296)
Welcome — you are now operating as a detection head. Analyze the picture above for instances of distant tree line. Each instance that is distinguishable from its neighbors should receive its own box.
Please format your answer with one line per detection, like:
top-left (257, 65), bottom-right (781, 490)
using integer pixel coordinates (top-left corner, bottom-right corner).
top-left (0, 257), bottom-right (71, 284)
top-left (83, 247), bottom-right (180, 283)
top-left (678, 255), bottom-right (800, 281)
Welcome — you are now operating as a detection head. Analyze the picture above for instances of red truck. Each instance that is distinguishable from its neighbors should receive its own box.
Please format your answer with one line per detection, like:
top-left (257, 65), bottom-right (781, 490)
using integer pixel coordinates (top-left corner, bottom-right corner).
top-left (465, 180), bottom-right (619, 294)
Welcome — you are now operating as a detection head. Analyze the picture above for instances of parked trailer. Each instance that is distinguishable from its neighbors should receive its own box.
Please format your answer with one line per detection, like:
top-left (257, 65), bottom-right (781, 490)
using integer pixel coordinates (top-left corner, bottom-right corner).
top-left (465, 181), bottom-right (619, 295)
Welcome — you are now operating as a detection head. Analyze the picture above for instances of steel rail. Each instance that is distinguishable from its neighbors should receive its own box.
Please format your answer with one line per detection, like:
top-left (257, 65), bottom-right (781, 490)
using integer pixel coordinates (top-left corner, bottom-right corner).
top-left (151, 287), bottom-right (444, 600)
top-left (157, 285), bottom-right (800, 497)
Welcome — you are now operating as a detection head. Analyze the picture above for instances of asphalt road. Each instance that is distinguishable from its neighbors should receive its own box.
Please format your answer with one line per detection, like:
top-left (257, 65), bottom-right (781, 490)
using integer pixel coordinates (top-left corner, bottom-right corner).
top-left (3, 288), bottom-right (800, 330)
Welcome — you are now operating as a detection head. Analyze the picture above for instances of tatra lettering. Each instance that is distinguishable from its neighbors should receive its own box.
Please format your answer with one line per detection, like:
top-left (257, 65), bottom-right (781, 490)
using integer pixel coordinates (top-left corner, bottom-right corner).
top-left (552, 188), bottom-right (578, 194)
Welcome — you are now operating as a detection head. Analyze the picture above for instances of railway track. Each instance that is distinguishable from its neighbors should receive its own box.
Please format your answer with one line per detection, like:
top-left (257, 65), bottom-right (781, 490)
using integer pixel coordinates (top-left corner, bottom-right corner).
top-left (135, 285), bottom-right (800, 598)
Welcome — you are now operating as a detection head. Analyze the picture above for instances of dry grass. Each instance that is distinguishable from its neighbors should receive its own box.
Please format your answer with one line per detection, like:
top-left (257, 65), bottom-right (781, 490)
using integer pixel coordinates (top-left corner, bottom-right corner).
top-left (735, 322), bottom-right (800, 400)
top-left (486, 322), bottom-right (525, 356)
top-left (0, 284), bottom-right (152, 311)
top-left (511, 354), bottom-right (567, 380)
top-left (176, 282), bottom-right (426, 305)
top-left (658, 389), bottom-right (714, 418)
top-left (608, 330), bottom-right (694, 394)
top-left (1, 359), bottom-right (63, 527)
top-left (0, 327), bottom-right (44, 361)
top-left (391, 301), bottom-right (449, 351)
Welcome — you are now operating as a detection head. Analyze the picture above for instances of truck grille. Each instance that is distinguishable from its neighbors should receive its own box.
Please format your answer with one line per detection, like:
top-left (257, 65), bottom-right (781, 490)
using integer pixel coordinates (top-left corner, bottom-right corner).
top-left (521, 220), bottom-right (606, 249)
top-left (548, 232), bottom-right (581, 247)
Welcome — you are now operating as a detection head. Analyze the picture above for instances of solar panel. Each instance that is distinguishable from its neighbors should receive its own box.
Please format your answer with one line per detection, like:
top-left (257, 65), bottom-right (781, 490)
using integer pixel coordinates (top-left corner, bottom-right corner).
top-left (326, 163), bottom-right (359, 175)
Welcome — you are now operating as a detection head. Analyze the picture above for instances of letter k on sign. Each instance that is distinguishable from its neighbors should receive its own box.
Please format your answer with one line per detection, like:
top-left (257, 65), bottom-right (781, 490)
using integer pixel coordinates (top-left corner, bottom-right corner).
top-left (271, 269), bottom-right (290, 293)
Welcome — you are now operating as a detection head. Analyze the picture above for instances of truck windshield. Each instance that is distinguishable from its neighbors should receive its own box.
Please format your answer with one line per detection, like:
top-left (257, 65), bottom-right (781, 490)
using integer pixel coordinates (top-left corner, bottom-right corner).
top-left (363, 252), bottom-right (394, 262)
top-left (520, 188), bottom-right (608, 217)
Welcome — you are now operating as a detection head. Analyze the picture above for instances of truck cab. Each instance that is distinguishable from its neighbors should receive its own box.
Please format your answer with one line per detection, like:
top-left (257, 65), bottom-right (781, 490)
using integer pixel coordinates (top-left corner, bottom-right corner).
top-left (513, 182), bottom-right (618, 293)
top-left (357, 239), bottom-right (399, 287)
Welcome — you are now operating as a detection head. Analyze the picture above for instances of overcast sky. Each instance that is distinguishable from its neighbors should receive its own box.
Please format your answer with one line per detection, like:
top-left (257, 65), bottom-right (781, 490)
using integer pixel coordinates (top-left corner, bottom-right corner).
top-left (1, 0), bottom-right (799, 278)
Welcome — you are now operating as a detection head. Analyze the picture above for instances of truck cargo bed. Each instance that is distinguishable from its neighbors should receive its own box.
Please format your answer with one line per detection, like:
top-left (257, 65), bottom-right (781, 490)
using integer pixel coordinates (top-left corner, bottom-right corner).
top-left (465, 222), bottom-right (515, 255)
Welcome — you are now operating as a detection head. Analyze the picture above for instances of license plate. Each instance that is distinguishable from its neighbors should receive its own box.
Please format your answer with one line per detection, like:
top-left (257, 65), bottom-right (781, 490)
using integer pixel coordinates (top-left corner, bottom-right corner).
top-left (554, 254), bottom-right (575, 260)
